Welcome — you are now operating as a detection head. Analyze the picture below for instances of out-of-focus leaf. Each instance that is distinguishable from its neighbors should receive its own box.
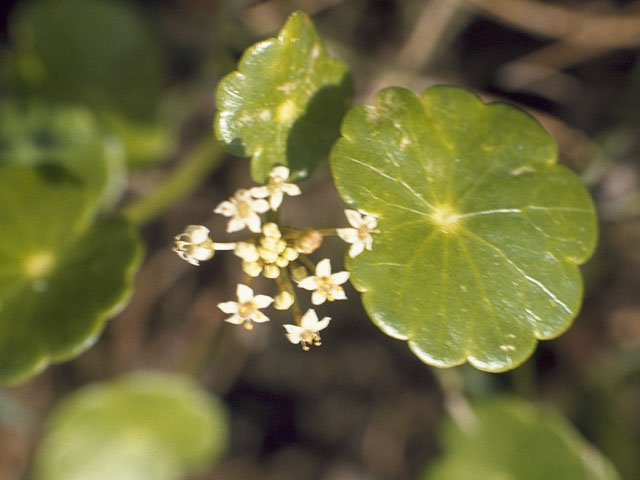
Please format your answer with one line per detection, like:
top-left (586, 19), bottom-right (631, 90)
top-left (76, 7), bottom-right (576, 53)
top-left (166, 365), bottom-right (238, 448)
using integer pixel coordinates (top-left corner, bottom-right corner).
top-left (423, 397), bottom-right (620, 480)
top-left (215, 10), bottom-right (352, 182)
top-left (331, 86), bottom-right (597, 372)
top-left (0, 166), bottom-right (142, 384)
top-left (0, 102), bottom-right (126, 211)
top-left (102, 113), bottom-right (175, 168)
top-left (33, 372), bottom-right (228, 480)
top-left (7, 0), bottom-right (165, 121)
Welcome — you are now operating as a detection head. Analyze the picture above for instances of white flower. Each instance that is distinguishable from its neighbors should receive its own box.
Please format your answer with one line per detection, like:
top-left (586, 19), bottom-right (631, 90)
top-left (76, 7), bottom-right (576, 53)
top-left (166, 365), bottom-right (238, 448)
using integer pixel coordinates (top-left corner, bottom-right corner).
top-left (217, 284), bottom-right (274, 330)
top-left (297, 258), bottom-right (349, 305)
top-left (173, 225), bottom-right (215, 266)
top-left (250, 166), bottom-right (301, 210)
top-left (283, 309), bottom-right (331, 350)
top-left (337, 209), bottom-right (378, 258)
top-left (214, 189), bottom-right (269, 233)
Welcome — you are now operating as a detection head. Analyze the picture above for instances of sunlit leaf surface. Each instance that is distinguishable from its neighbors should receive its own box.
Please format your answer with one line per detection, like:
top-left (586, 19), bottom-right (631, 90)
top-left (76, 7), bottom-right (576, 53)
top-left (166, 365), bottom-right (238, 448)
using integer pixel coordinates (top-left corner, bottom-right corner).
top-left (215, 10), bottom-right (352, 182)
top-left (34, 372), bottom-right (228, 480)
top-left (331, 86), bottom-right (597, 372)
top-left (423, 397), bottom-right (619, 480)
top-left (0, 166), bottom-right (142, 384)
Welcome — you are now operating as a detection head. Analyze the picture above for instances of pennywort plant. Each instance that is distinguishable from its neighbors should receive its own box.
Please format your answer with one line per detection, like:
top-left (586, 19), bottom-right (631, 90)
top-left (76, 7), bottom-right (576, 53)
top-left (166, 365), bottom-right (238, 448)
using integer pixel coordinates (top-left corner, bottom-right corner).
top-left (172, 11), bottom-right (598, 373)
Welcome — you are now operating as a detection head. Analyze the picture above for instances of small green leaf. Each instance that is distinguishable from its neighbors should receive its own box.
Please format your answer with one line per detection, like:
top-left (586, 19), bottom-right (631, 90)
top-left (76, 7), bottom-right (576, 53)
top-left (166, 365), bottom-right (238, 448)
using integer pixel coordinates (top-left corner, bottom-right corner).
top-left (0, 166), bottom-right (142, 384)
top-left (423, 397), bottom-right (620, 480)
top-left (215, 11), bottom-right (352, 182)
top-left (7, 0), bottom-right (165, 121)
top-left (33, 372), bottom-right (228, 480)
top-left (331, 86), bottom-right (597, 372)
top-left (0, 102), bottom-right (126, 212)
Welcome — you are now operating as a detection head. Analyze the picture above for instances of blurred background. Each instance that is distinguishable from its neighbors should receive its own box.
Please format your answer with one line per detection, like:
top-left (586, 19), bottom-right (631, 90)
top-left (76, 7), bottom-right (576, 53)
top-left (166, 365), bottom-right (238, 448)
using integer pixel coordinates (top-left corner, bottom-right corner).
top-left (1, 0), bottom-right (639, 479)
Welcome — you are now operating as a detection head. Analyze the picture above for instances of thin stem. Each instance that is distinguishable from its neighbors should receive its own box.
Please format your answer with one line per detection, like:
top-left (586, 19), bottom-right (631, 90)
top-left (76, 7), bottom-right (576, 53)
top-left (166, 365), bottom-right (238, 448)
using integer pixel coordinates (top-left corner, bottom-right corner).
top-left (280, 267), bottom-right (302, 321)
top-left (316, 228), bottom-right (339, 236)
top-left (431, 367), bottom-right (478, 435)
top-left (297, 254), bottom-right (316, 272)
top-left (213, 242), bottom-right (237, 250)
top-left (122, 137), bottom-right (225, 227)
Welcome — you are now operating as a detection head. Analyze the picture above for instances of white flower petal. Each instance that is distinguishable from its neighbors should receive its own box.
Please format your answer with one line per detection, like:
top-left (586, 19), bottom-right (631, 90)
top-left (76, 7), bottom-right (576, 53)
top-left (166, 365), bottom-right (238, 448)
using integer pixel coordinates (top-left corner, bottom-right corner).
top-left (227, 217), bottom-right (246, 233)
top-left (224, 315), bottom-right (243, 325)
top-left (344, 209), bottom-right (363, 228)
top-left (271, 166), bottom-right (290, 179)
top-left (214, 201), bottom-right (235, 216)
top-left (251, 311), bottom-right (270, 323)
top-left (253, 294), bottom-right (275, 309)
top-left (236, 284), bottom-right (254, 303)
top-left (253, 198), bottom-right (270, 213)
top-left (217, 301), bottom-right (239, 314)
top-left (363, 215), bottom-right (377, 229)
top-left (311, 291), bottom-right (326, 305)
top-left (269, 191), bottom-right (284, 210)
top-left (297, 276), bottom-right (319, 290)
top-left (315, 258), bottom-right (332, 277)
top-left (331, 288), bottom-right (347, 301)
top-left (349, 241), bottom-right (365, 258)
top-left (249, 186), bottom-right (270, 198)
top-left (364, 236), bottom-right (374, 250)
top-left (245, 213), bottom-right (262, 233)
top-left (315, 317), bottom-right (331, 331)
top-left (300, 309), bottom-right (320, 329)
top-left (337, 228), bottom-right (358, 243)
top-left (236, 189), bottom-right (252, 201)
top-left (284, 324), bottom-right (303, 344)
top-left (331, 271), bottom-right (350, 285)
top-left (281, 183), bottom-right (301, 196)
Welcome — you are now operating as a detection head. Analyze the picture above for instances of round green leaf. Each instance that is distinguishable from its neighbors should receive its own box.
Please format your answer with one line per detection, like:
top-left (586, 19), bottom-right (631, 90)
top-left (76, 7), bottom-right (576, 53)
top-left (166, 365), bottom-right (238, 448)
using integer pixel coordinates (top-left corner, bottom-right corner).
top-left (0, 166), bottom-right (142, 384)
top-left (7, 0), bottom-right (165, 121)
top-left (33, 372), bottom-right (228, 480)
top-left (423, 397), bottom-right (620, 480)
top-left (331, 86), bottom-right (597, 372)
top-left (215, 10), bottom-right (352, 182)
top-left (0, 101), bottom-right (126, 212)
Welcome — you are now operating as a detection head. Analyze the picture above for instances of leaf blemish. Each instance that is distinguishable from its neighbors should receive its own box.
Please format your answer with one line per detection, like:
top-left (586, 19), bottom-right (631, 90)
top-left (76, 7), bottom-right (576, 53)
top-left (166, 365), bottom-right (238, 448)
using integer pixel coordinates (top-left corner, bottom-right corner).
top-left (24, 251), bottom-right (56, 278)
top-left (511, 166), bottom-right (535, 176)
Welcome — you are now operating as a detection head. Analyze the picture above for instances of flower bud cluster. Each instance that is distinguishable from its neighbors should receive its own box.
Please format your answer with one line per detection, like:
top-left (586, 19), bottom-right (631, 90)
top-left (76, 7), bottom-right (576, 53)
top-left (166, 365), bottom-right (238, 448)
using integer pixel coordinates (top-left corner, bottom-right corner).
top-left (234, 223), bottom-right (299, 279)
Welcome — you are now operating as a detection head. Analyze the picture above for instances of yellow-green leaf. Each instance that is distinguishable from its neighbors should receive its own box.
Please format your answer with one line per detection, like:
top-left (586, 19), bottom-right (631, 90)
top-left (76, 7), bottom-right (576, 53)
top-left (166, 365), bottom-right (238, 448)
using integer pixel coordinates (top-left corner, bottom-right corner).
top-left (34, 372), bottom-right (228, 480)
top-left (215, 11), bottom-right (352, 182)
top-left (331, 86), bottom-right (597, 372)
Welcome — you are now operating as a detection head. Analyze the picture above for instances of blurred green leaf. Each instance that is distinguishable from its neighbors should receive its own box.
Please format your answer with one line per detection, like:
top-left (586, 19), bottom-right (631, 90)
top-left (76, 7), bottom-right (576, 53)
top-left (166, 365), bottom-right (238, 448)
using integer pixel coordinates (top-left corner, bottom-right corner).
top-left (33, 372), bottom-right (228, 480)
top-left (0, 102), bottom-right (126, 211)
top-left (215, 10), bottom-right (352, 182)
top-left (423, 397), bottom-right (619, 480)
top-left (331, 86), bottom-right (597, 372)
top-left (102, 113), bottom-right (175, 168)
top-left (7, 0), bottom-right (165, 121)
top-left (0, 166), bottom-right (142, 384)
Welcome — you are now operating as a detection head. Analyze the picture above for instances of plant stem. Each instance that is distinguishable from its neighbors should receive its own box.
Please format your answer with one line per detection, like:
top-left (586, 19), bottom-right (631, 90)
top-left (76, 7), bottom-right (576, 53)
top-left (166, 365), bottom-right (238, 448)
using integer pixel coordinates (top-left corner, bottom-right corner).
top-left (122, 137), bottom-right (225, 227)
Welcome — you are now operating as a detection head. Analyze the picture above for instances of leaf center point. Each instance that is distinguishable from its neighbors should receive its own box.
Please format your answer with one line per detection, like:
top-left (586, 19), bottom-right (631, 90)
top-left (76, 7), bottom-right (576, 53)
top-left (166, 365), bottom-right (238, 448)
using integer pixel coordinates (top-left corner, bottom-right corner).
top-left (431, 204), bottom-right (460, 234)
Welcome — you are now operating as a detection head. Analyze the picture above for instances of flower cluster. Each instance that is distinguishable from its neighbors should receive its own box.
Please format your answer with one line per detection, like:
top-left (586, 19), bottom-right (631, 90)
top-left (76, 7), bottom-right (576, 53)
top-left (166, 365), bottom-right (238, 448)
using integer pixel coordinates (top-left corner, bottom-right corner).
top-left (173, 165), bottom-right (378, 351)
